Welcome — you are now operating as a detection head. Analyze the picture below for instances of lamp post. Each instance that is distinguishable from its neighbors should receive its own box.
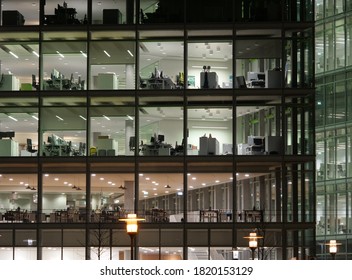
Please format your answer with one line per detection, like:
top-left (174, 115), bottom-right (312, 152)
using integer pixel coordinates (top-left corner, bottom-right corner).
top-left (244, 232), bottom-right (262, 260)
top-left (326, 240), bottom-right (341, 260)
top-left (120, 213), bottom-right (145, 260)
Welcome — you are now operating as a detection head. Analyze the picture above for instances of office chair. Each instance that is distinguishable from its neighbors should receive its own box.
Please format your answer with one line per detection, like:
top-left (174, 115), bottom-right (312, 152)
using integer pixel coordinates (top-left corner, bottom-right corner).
top-left (129, 136), bottom-right (135, 151)
top-left (26, 139), bottom-right (38, 156)
top-left (32, 74), bottom-right (39, 90)
top-left (79, 142), bottom-right (86, 156)
top-left (65, 141), bottom-right (72, 156)
top-left (235, 76), bottom-right (247, 88)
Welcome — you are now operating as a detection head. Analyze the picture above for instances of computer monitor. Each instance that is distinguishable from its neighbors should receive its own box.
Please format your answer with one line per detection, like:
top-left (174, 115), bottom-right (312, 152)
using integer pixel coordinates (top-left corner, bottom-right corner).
top-left (247, 72), bottom-right (265, 81)
top-left (158, 134), bottom-right (165, 143)
top-left (257, 73), bottom-right (265, 80)
top-left (50, 134), bottom-right (65, 146)
top-left (248, 136), bottom-right (264, 146)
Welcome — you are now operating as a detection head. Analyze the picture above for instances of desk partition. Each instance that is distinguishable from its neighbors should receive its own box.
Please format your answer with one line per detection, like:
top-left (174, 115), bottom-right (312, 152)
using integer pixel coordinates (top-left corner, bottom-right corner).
top-left (0, 139), bottom-right (19, 156)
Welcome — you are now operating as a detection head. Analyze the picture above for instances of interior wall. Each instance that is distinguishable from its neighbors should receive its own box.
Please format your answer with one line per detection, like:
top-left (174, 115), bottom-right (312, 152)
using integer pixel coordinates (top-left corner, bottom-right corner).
top-left (42, 194), bottom-right (67, 213)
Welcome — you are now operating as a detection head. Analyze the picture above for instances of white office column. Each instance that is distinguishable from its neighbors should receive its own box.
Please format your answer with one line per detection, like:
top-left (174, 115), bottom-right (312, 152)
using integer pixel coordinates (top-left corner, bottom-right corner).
top-left (125, 120), bottom-right (134, 155)
top-left (242, 179), bottom-right (252, 210)
top-left (92, 132), bottom-right (102, 147)
top-left (125, 64), bottom-right (134, 89)
top-left (124, 181), bottom-right (135, 213)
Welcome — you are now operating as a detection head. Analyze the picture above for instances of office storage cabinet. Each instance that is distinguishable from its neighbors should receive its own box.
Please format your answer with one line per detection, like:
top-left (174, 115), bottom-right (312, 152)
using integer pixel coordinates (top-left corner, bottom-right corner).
top-left (103, 9), bottom-right (122, 24)
top-left (0, 139), bottom-right (19, 156)
top-left (199, 136), bottom-right (219, 155)
top-left (208, 138), bottom-right (219, 155)
top-left (0, 74), bottom-right (20, 91)
top-left (96, 138), bottom-right (118, 156)
top-left (2, 10), bottom-right (25, 26)
top-left (97, 73), bottom-right (119, 89)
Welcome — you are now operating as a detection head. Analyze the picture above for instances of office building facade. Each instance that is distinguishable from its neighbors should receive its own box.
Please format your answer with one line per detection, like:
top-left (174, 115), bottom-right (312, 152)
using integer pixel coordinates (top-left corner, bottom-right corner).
top-left (0, 0), bottom-right (315, 260)
top-left (315, 0), bottom-right (352, 259)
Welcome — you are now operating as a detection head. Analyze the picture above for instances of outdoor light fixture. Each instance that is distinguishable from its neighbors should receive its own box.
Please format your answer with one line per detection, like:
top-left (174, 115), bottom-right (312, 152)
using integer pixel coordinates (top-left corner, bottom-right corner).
top-left (120, 214), bottom-right (145, 260)
top-left (244, 231), bottom-right (262, 260)
top-left (326, 239), bottom-right (341, 260)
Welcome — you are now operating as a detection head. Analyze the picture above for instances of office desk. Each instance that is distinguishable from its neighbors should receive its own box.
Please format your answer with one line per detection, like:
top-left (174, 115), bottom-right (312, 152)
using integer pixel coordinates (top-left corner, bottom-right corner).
top-left (146, 77), bottom-right (175, 89)
top-left (243, 210), bottom-right (263, 222)
top-left (43, 143), bottom-right (70, 156)
top-left (200, 210), bottom-right (220, 222)
top-left (145, 209), bottom-right (169, 222)
top-left (248, 80), bottom-right (265, 88)
top-left (43, 76), bottom-right (84, 91)
top-left (141, 143), bottom-right (172, 156)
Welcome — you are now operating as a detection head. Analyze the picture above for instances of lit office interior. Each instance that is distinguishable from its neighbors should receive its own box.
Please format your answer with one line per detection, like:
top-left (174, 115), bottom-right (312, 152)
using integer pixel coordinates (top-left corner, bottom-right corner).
top-left (0, 0), bottom-right (316, 260)
top-left (0, 162), bottom-right (314, 259)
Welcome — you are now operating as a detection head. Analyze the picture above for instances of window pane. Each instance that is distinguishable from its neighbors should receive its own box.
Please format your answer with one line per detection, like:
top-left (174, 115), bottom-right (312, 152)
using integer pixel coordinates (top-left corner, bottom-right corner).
top-left (42, 41), bottom-right (87, 91)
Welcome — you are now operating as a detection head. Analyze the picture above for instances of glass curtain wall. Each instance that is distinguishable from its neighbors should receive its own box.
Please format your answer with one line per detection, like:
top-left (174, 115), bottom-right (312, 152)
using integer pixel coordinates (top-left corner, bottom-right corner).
top-left (0, 173), bottom-right (38, 222)
top-left (40, 97), bottom-right (87, 157)
top-left (42, 173), bottom-right (86, 222)
top-left (92, 0), bottom-right (128, 25)
top-left (0, 0), bottom-right (316, 260)
top-left (315, 0), bottom-right (352, 259)
top-left (89, 31), bottom-right (136, 90)
top-left (186, 173), bottom-right (233, 223)
top-left (0, 32), bottom-right (39, 91)
top-left (139, 30), bottom-right (184, 90)
top-left (187, 30), bottom-right (233, 90)
top-left (0, 97), bottom-right (39, 157)
top-left (0, 0), bottom-right (40, 26)
top-left (43, 0), bottom-right (87, 25)
top-left (41, 33), bottom-right (87, 91)
top-left (89, 98), bottom-right (136, 156)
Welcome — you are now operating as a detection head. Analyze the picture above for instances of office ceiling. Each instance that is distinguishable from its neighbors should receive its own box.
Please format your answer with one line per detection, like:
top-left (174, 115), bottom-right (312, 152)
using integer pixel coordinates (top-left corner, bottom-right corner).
top-left (0, 171), bottom-right (262, 202)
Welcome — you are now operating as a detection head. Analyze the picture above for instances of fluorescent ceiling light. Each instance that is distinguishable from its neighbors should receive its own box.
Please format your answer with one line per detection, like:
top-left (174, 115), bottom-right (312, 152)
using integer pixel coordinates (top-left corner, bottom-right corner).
top-left (31, 115), bottom-right (39, 120)
top-left (103, 115), bottom-right (110, 120)
top-left (80, 51), bottom-right (87, 57)
top-left (127, 115), bottom-right (134, 120)
top-left (127, 50), bottom-right (134, 57)
top-left (79, 115), bottom-right (87, 120)
top-left (32, 51), bottom-right (39, 57)
top-left (103, 50), bottom-right (111, 57)
top-left (8, 115), bottom-right (18, 121)
top-left (56, 51), bottom-right (64, 58)
top-left (56, 115), bottom-right (64, 121)
top-left (9, 51), bottom-right (18, 59)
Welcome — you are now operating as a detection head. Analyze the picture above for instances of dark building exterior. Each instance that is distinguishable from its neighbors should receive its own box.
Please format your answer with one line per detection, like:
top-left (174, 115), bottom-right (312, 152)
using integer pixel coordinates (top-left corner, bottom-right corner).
top-left (0, 0), bottom-right (315, 260)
